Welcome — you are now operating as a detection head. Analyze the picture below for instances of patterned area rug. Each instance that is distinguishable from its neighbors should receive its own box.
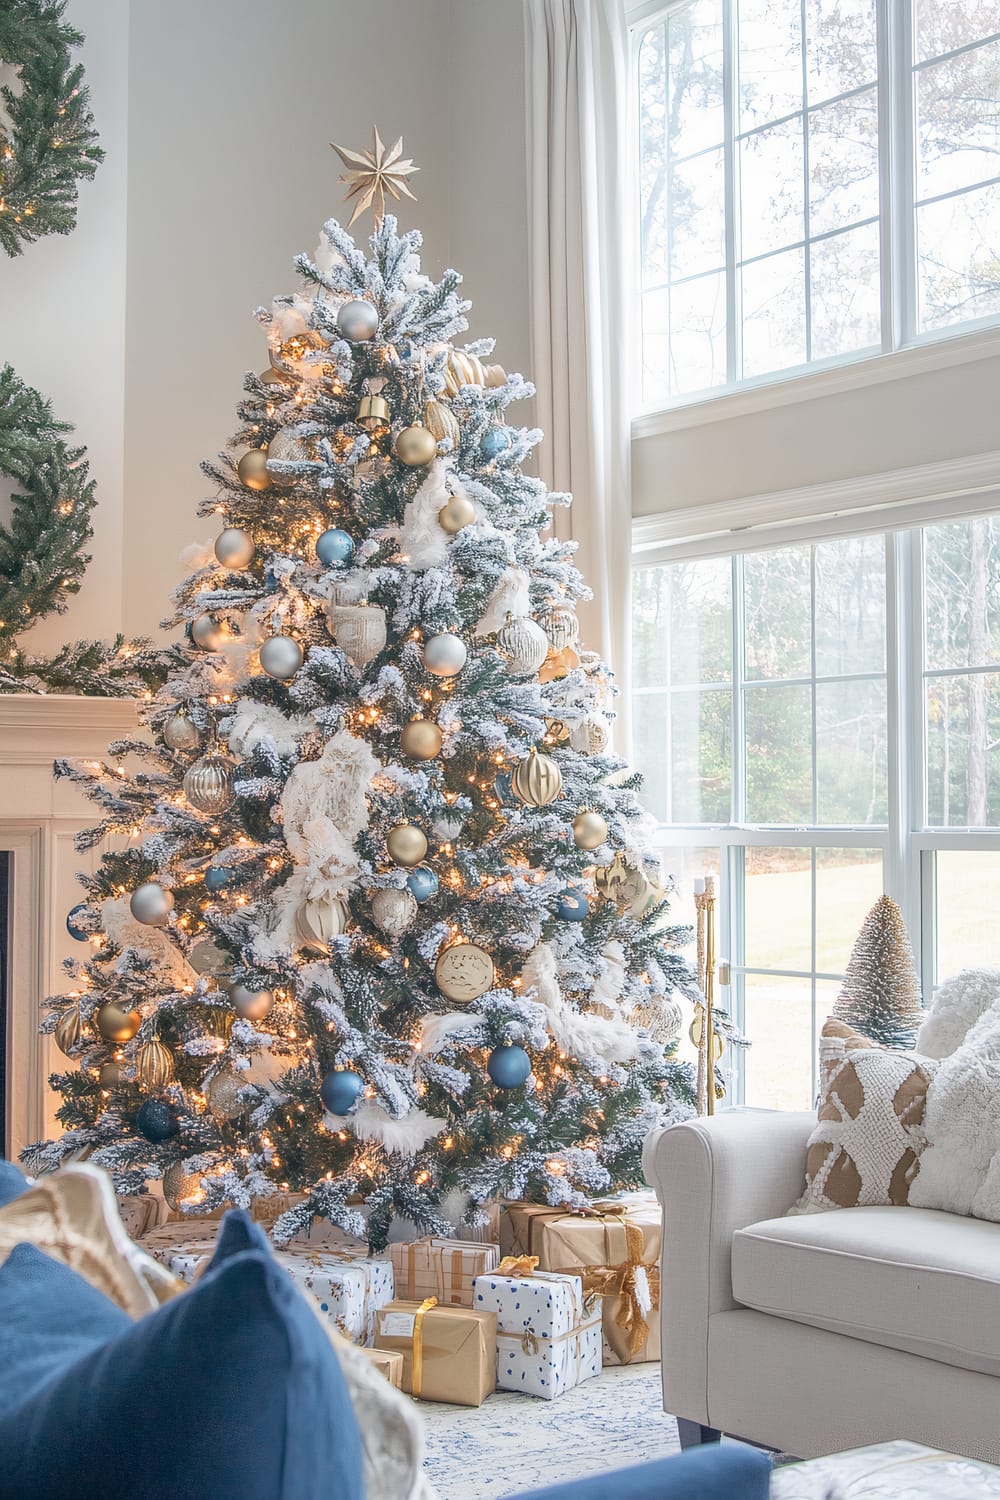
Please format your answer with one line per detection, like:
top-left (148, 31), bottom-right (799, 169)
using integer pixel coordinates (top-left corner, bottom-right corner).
top-left (421, 1364), bottom-right (678, 1498)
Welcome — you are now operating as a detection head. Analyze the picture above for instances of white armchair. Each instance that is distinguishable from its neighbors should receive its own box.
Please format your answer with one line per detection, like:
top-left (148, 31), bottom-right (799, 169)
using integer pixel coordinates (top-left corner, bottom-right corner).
top-left (642, 1111), bottom-right (1000, 1465)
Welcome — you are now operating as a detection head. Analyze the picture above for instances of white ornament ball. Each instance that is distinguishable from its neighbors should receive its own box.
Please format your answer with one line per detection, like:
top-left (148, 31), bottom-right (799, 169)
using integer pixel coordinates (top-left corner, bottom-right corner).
top-left (129, 881), bottom-right (174, 927)
top-left (259, 634), bottom-right (304, 680)
top-left (162, 710), bottom-right (201, 753)
top-left (498, 616), bottom-right (549, 676)
top-left (569, 714), bottom-right (610, 755)
top-left (371, 886), bottom-right (418, 938)
top-left (337, 298), bottom-right (379, 342)
top-left (214, 528), bottom-right (255, 570)
top-left (424, 632), bottom-right (467, 678)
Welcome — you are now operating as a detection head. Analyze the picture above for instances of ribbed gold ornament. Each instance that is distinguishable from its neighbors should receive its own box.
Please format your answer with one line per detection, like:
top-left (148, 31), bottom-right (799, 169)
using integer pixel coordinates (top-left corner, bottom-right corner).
top-left (136, 1037), bottom-right (175, 1092)
top-left (511, 748), bottom-right (563, 807)
top-left (54, 1005), bottom-right (83, 1056)
top-left (498, 615), bottom-right (549, 675)
top-left (295, 892), bottom-right (350, 953)
top-left (443, 349), bottom-right (486, 396)
top-left (423, 400), bottom-right (460, 446)
top-left (183, 752), bottom-right (235, 815)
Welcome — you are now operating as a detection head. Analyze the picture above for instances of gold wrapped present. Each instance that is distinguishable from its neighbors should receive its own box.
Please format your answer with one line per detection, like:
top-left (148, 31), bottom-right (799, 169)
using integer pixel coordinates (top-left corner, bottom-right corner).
top-left (360, 1346), bottom-right (404, 1388)
top-left (388, 1237), bottom-right (499, 1308)
top-left (374, 1297), bottom-right (497, 1406)
top-left (502, 1195), bottom-right (662, 1365)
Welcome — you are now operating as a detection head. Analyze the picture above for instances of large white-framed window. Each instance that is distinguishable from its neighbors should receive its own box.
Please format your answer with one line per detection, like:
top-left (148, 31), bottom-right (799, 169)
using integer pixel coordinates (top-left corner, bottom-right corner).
top-left (632, 0), bottom-right (1000, 412)
top-left (632, 512), bottom-right (1000, 1108)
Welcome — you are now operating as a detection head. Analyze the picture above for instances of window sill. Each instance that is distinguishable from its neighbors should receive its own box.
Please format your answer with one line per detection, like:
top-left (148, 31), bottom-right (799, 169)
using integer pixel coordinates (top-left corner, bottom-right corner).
top-left (631, 323), bottom-right (1000, 440)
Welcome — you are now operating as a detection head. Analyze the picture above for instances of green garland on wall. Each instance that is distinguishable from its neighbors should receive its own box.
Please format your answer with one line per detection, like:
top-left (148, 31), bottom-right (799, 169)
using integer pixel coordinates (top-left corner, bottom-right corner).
top-left (0, 365), bottom-right (170, 695)
top-left (0, 0), bottom-right (104, 258)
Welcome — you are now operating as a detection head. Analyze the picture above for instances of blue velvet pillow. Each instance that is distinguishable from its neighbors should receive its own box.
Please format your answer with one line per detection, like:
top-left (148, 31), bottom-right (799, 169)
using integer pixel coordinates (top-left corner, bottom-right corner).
top-left (509, 1444), bottom-right (772, 1500)
top-left (0, 1157), bottom-right (26, 1206)
top-left (0, 1226), bottom-right (365, 1499)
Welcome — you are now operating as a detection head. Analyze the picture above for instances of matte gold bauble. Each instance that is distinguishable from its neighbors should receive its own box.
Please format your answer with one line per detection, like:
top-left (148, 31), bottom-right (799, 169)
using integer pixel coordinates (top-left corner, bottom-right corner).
top-left (400, 719), bottom-right (443, 760)
top-left (435, 941), bottom-right (495, 1003)
top-left (423, 400), bottom-right (461, 447)
top-left (214, 528), bottom-right (255, 570)
top-left (387, 823), bottom-right (428, 867)
top-left (96, 1002), bottom-right (141, 1044)
top-left (394, 424), bottom-right (438, 467)
top-left (228, 983), bottom-right (274, 1022)
top-left (438, 491), bottom-right (476, 534)
top-left (511, 748), bottom-right (563, 807)
top-left (162, 1160), bottom-right (205, 1213)
top-left (207, 1070), bottom-right (246, 1120)
top-left (572, 809), bottom-right (608, 851)
top-left (183, 752), bottom-right (235, 815)
top-left (357, 394), bottom-right (390, 434)
top-left (98, 1059), bottom-right (122, 1089)
top-left (538, 645), bottom-right (581, 683)
top-left (538, 601), bottom-right (580, 651)
top-left (136, 1036), bottom-right (175, 1092)
top-left (54, 1005), bottom-right (84, 1055)
top-left (237, 448), bottom-right (271, 491)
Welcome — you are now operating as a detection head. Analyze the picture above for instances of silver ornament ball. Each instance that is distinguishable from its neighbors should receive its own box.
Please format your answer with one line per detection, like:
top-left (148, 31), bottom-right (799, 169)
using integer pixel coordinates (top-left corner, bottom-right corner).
top-left (214, 528), bottom-right (255, 570)
top-left (424, 632), bottom-right (468, 678)
top-left (260, 634), bottom-right (304, 680)
top-left (336, 298), bottom-right (379, 342)
top-left (229, 983), bottom-right (273, 1022)
top-left (183, 752), bottom-right (235, 815)
top-left (191, 613), bottom-right (225, 651)
top-left (162, 710), bottom-right (201, 753)
top-left (129, 881), bottom-right (174, 927)
top-left (371, 886), bottom-right (418, 937)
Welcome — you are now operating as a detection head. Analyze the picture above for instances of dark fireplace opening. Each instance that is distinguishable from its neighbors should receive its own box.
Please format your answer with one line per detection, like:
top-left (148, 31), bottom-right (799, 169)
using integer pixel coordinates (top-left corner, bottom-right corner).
top-left (0, 853), bottom-right (8, 1158)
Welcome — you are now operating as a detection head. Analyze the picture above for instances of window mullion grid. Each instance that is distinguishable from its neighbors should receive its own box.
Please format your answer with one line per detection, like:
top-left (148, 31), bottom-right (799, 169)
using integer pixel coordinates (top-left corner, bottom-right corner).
top-left (884, 530), bottom-right (919, 965)
top-left (731, 550), bottom-right (747, 1099)
top-left (887, 0), bottom-right (916, 346)
top-left (800, 0), bottom-right (812, 363)
top-left (722, 0), bottom-right (739, 384)
top-left (809, 544), bottom-right (819, 1098)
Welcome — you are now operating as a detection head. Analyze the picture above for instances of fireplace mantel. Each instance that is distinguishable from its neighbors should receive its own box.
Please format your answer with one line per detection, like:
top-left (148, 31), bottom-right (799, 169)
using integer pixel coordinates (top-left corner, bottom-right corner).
top-left (0, 694), bottom-right (141, 1158)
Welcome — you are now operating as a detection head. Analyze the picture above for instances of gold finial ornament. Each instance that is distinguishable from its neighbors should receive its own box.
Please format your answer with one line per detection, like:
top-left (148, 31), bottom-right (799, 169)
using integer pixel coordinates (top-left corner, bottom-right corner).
top-left (331, 127), bottom-right (419, 227)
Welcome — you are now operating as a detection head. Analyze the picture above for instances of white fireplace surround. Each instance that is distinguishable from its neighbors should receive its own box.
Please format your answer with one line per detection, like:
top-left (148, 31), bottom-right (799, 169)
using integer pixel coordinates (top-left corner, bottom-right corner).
top-left (0, 695), bottom-right (139, 1160)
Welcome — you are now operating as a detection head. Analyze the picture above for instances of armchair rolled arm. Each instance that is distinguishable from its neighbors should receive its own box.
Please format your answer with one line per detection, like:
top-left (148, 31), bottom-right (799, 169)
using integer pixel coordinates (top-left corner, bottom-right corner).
top-left (642, 1110), bottom-right (812, 1426)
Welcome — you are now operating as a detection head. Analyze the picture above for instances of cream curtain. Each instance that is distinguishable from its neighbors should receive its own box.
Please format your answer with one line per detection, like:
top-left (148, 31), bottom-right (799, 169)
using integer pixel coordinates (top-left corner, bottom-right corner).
top-left (524, 0), bottom-right (633, 753)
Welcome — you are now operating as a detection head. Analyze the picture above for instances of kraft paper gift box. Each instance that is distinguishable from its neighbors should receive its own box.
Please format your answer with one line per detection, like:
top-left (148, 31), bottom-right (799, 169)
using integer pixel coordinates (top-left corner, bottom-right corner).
top-left (278, 1243), bottom-right (394, 1344)
top-left (389, 1236), bottom-right (500, 1308)
top-left (360, 1346), bottom-right (404, 1388)
top-left (374, 1298), bottom-right (497, 1406)
top-left (473, 1265), bottom-right (602, 1399)
top-left (503, 1194), bottom-right (662, 1365)
top-left (117, 1193), bottom-right (168, 1240)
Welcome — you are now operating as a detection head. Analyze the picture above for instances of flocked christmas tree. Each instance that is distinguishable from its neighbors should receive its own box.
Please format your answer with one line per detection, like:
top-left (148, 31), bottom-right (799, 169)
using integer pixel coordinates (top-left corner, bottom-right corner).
top-left (25, 134), bottom-right (695, 1249)
top-left (832, 895), bottom-right (924, 1049)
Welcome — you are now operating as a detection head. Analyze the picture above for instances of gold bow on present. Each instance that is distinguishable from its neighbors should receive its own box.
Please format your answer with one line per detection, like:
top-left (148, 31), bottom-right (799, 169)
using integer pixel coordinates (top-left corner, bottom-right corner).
top-left (559, 1219), bottom-right (660, 1362)
top-left (411, 1296), bottom-right (438, 1400)
top-left (497, 1255), bottom-right (539, 1277)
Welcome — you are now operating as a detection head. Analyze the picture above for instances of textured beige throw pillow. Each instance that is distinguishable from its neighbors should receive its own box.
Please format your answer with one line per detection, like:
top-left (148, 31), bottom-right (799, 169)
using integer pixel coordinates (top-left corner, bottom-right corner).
top-left (792, 1018), bottom-right (938, 1214)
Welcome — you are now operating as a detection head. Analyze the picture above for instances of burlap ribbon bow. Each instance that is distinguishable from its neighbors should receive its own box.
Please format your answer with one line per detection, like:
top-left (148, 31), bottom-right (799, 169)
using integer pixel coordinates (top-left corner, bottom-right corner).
top-left (497, 1254), bottom-right (539, 1277)
top-left (558, 1207), bottom-right (660, 1362)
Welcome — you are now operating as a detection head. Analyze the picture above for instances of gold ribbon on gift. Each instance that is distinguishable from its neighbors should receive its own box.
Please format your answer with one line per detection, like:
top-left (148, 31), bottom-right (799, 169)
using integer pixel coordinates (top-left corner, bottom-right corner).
top-left (497, 1255), bottom-right (539, 1277)
top-left (557, 1219), bottom-right (659, 1362)
top-left (411, 1296), bottom-right (438, 1400)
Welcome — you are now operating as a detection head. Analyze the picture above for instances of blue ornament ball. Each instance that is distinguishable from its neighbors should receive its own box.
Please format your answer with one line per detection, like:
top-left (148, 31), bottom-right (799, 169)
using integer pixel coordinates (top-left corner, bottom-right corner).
top-left (320, 1068), bottom-right (364, 1115)
top-left (487, 1044), bottom-right (532, 1090)
top-left (135, 1099), bottom-right (179, 1143)
top-left (556, 887), bottom-right (589, 922)
top-left (480, 427), bottom-right (510, 461)
top-left (316, 528), bottom-right (355, 567)
top-left (204, 865), bottom-right (231, 893)
top-left (66, 903), bottom-right (90, 942)
top-left (264, 566), bottom-right (279, 591)
top-left (406, 864), bottom-right (439, 904)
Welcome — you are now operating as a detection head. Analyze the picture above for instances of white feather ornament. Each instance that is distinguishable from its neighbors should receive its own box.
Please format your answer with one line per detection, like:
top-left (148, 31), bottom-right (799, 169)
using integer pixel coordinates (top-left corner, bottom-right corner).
top-left (225, 702), bottom-right (315, 758)
top-left (333, 1102), bottom-right (448, 1156)
top-left (100, 898), bottom-right (198, 990)
top-left (522, 942), bottom-right (640, 1066)
top-left (418, 1011), bottom-right (487, 1054)
top-left (476, 567), bottom-right (531, 637)
top-left (398, 459), bottom-right (451, 569)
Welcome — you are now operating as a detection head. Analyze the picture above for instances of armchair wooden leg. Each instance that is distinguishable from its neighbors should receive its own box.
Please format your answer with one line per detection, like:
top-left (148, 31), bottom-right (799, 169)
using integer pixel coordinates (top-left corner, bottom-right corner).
top-left (676, 1419), bottom-right (722, 1449)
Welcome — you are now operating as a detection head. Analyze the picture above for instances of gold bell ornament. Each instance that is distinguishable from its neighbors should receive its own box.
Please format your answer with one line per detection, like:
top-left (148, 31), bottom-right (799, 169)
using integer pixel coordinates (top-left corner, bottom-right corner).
top-left (357, 394), bottom-right (390, 435)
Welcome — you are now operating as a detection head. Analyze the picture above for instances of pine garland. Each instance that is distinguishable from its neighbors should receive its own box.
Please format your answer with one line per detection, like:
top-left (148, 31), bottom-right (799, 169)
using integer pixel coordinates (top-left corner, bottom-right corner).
top-left (0, 364), bottom-right (164, 695)
top-left (0, 0), bottom-right (103, 257)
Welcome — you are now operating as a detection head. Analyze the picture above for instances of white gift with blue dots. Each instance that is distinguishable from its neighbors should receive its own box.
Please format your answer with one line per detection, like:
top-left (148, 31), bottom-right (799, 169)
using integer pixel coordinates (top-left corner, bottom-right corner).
top-left (473, 1270), bottom-right (602, 1400)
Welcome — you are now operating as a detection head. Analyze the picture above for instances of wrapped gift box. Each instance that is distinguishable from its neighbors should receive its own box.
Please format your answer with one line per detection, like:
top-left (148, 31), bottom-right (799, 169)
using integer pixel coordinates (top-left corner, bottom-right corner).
top-left (279, 1244), bottom-right (394, 1345)
top-left (389, 1237), bottom-right (500, 1308)
top-left (117, 1193), bottom-right (168, 1240)
top-left (501, 1194), bottom-right (661, 1365)
top-left (360, 1347), bottom-right (404, 1389)
top-left (374, 1298), bottom-right (497, 1406)
top-left (473, 1267), bottom-right (602, 1399)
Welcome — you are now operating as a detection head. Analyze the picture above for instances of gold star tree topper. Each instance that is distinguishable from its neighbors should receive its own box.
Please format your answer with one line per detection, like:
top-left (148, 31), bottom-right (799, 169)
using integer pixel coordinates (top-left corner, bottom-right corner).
top-left (330, 128), bottom-right (419, 227)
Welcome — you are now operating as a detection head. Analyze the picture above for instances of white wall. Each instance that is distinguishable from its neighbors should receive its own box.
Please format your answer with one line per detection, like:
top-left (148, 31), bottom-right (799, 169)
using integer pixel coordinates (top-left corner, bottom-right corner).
top-left (0, 0), bottom-right (129, 654)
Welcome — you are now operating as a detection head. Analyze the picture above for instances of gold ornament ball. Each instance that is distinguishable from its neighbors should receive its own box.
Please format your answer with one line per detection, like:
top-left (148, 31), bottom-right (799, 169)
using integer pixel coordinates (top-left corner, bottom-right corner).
top-left (237, 448), bottom-right (271, 492)
top-left (96, 1002), bottom-right (142, 1044)
top-left (98, 1059), bottom-right (122, 1089)
top-left (387, 823), bottom-right (428, 867)
top-left (572, 809), bottom-right (609, 851)
top-left (207, 1071), bottom-right (246, 1121)
top-left (394, 424), bottom-right (438, 467)
top-left (435, 941), bottom-right (496, 1003)
top-left (54, 1005), bottom-right (84, 1056)
top-left (136, 1036), bottom-right (175, 1092)
top-left (162, 1160), bottom-right (205, 1213)
top-left (438, 492), bottom-right (476, 535)
top-left (511, 749), bottom-right (563, 807)
top-left (400, 719), bottom-right (443, 760)
top-left (214, 528), bottom-right (255, 570)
